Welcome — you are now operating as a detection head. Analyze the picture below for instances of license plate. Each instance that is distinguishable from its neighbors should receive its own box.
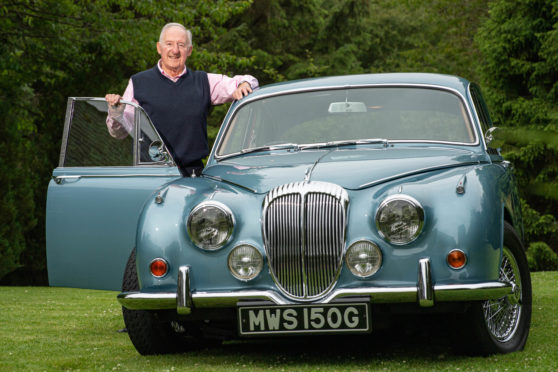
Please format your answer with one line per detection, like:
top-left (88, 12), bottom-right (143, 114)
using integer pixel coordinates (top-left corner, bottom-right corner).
top-left (238, 302), bottom-right (370, 336)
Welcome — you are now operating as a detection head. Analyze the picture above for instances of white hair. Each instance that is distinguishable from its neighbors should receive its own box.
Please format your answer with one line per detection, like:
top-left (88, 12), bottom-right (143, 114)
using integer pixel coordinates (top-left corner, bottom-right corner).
top-left (159, 23), bottom-right (192, 46)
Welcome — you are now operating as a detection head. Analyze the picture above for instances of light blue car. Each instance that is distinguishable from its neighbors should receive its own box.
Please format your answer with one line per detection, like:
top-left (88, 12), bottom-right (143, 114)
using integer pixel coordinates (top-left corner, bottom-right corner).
top-left (47, 73), bottom-right (531, 355)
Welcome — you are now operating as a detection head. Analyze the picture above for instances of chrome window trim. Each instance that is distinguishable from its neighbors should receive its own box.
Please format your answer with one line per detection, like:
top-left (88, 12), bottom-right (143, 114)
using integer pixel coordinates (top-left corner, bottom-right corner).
top-left (213, 83), bottom-right (481, 160)
top-left (468, 83), bottom-right (492, 153)
top-left (59, 97), bottom-right (176, 168)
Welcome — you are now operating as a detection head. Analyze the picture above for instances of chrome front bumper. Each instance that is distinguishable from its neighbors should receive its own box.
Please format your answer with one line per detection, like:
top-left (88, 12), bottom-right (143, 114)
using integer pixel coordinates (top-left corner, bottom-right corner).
top-left (118, 258), bottom-right (513, 315)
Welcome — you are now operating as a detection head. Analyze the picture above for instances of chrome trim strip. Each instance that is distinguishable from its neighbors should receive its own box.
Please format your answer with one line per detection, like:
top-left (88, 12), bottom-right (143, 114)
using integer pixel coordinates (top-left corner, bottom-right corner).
top-left (52, 174), bottom-right (178, 184)
top-left (356, 161), bottom-right (482, 190)
top-left (201, 174), bottom-right (258, 194)
top-left (418, 258), bottom-right (434, 307)
top-left (59, 98), bottom-right (75, 167)
top-left (117, 282), bottom-right (512, 310)
top-left (177, 266), bottom-right (192, 315)
top-left (213, 83), bottom-right (481, 160)
top-left (117, 292), bottom-right (176, 310)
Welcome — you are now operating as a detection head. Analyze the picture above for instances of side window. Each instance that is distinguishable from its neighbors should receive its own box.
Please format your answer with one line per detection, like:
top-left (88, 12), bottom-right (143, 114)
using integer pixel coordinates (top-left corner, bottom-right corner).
top-left (61, 98), bottom-right (173, 167)
top-left (63, 99), bottom-right (134, 166)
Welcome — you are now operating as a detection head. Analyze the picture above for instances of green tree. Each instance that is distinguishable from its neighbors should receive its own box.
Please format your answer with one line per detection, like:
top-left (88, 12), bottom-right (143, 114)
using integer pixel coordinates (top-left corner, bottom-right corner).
top-left (0, 0), bottom-right (255, 283)
top-left (475, 0), bottom-right (558, 250)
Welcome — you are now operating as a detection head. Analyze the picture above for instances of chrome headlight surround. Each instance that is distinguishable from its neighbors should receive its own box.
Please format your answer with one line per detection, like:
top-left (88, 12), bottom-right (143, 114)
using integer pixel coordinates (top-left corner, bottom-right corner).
top-left (345, 240), bottom-right (382, 278)
top-left (228, 244), bottom-right (263, 281)
top-left (186, 201), bottom-right (234, 250)
top-left (375, 194), bottom-right (424, 245)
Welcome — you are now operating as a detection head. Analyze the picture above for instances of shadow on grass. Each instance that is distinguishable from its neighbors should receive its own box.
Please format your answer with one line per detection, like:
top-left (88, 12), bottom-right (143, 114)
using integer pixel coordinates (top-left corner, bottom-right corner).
top-left (189, 314), bottom-right (460, 364)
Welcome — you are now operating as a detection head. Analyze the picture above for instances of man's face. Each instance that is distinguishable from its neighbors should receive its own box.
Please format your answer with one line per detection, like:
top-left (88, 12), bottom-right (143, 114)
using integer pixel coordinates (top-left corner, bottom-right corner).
top-left (156, 27), bottom-right (192, 76)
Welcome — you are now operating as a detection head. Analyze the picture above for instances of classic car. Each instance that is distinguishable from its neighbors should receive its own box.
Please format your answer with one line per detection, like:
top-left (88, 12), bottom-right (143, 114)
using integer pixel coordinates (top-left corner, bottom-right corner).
top-left (47, 73), bottom-right (531, 356)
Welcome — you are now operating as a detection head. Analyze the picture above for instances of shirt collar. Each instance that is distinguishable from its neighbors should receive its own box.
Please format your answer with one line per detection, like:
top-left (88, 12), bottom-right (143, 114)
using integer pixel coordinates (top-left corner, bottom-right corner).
top-left (157, 60), bottom-right (187, 82)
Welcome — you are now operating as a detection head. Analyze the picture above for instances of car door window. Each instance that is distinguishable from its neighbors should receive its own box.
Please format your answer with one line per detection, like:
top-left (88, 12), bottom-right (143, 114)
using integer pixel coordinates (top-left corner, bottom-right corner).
top-left (61, 98), bottom-right (173, 167)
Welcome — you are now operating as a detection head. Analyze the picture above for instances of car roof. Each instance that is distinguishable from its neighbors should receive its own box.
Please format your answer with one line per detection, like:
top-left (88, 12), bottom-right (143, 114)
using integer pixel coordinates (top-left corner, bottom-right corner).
top-left (249, 73), bottom-right (471, 98)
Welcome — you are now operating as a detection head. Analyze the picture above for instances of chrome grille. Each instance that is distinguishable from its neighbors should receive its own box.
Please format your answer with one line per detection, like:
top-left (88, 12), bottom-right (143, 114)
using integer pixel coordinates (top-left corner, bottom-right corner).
top-left (262, 182), bottom-right (349, 299)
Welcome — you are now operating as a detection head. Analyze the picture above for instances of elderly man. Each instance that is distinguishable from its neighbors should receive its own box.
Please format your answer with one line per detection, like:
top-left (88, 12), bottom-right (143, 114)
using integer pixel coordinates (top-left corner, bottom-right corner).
top-left (105, 23), bottom-right (258, 176)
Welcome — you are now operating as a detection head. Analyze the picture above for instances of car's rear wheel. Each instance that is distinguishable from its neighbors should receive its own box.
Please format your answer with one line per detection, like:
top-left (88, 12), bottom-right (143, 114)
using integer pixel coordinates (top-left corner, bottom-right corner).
top-left (121, 249), bottom-right (189, 355)
top-left (461, 221), bottom-right (532, 355)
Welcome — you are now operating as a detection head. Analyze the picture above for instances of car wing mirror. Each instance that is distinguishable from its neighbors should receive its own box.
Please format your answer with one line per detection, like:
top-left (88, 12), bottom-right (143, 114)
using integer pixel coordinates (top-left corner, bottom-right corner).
top-left (484, 126), bottom-right (504, 148)
top-left (148, 140), bottom-right (170, 162)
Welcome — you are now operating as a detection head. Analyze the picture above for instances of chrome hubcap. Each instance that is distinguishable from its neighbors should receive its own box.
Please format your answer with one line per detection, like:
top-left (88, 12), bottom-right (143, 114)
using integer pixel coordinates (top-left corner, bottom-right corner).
top-left (482, 247), bottom-right (522, 342)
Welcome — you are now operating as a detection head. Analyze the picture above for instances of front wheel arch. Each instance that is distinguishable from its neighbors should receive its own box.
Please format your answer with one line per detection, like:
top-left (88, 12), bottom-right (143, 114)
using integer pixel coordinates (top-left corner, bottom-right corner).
top-left (460, 221), bottom-right (532, 355)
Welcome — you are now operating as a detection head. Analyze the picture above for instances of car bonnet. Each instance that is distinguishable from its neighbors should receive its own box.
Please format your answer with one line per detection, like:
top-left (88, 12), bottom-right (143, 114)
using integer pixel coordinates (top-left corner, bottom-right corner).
top-left (202, 146), bottom-right (488, 193)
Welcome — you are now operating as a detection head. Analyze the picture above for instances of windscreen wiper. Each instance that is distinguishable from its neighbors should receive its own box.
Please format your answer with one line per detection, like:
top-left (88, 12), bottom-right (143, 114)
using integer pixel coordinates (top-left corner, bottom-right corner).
top-left (300, 138), bottom-right (389, 150)
top-left (218, 143), bottom-right (299, 161)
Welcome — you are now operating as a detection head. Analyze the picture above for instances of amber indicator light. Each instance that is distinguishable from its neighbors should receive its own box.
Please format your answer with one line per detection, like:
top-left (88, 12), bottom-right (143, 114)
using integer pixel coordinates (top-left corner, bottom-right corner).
top-left (447, 250), bottom-right (467, 269)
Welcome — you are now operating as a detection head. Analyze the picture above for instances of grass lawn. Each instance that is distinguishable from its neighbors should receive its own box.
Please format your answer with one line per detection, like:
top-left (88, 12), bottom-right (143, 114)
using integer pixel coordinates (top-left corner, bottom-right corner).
top-left (1, 271), bottom-right (557, 371)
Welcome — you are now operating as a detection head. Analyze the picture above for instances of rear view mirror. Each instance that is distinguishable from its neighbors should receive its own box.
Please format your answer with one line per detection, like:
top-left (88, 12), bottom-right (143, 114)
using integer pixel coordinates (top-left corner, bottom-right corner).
top-left (328, 102), bottom-right (367, 113)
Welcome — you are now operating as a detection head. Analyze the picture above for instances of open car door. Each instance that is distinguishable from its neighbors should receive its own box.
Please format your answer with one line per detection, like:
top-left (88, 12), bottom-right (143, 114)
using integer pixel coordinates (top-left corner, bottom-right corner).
top-left (46, 98), bottom-right (181, 290)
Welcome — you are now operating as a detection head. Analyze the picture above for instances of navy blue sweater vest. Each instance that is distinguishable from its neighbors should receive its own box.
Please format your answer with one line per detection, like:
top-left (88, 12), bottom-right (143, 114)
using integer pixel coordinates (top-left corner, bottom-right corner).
top-left (132, 66), bottom-right (210, 169)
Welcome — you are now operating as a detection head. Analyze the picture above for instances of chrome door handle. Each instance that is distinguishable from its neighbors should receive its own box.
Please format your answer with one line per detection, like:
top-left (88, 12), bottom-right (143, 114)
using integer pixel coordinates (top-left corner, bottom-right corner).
top-left (53, 175), bottom-right (82, 184)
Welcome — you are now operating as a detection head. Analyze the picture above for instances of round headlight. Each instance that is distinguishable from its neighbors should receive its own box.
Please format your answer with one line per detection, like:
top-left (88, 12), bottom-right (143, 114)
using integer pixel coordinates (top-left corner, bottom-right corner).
top-left (187, 201), bottom-right (234, 250)
top-left (228, 245), bottom-right (263, 281)
top-left (375, 195), bottom-right (424, 245)
top-left (346, 240), bottom-right (382, 277)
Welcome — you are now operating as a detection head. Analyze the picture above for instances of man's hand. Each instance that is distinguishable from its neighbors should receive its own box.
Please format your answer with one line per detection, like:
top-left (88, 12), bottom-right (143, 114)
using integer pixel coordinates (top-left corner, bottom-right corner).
top-left (232, 82), bottom-right (253, 100)
top-left (105, 93), bottom-right (125, 116)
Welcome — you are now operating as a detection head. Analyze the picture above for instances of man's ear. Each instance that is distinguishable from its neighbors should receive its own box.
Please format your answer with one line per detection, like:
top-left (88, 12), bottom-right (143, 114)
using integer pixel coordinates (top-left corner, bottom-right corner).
top-left (186, 45), bottom-right (193, 57)
top-left (156, 42), bottom-right (163, 56)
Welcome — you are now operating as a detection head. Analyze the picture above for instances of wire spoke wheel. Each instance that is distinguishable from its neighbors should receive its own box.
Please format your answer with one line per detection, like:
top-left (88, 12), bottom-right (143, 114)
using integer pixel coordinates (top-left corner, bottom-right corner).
top-left (482, 247), bottom-right (522, 342)
top-left (457, 222), bottom-right (531, 355)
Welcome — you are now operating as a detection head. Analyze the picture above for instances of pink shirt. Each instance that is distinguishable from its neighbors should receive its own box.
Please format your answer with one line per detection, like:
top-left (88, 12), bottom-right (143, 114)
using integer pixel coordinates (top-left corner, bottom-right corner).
top-left (106, 61), bottom-right (258, 138)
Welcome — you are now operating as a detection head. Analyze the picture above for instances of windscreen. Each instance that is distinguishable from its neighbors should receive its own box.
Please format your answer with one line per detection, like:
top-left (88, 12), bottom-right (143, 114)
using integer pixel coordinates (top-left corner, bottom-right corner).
top-left (216, 87), bottom-right (476, 156)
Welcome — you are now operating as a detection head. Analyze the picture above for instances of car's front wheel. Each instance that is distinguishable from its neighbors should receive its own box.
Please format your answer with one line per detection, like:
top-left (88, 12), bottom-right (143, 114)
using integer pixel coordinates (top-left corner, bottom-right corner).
top-left (462, 221), bottom-right (532, 355)
top-left (121, 249), bottom-right (189, 355)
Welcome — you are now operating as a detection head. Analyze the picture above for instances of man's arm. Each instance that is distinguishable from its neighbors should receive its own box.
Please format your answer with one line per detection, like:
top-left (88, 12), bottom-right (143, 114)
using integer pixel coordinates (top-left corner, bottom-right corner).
top-left (105, 79), bottom-right (135, 139)
top-left (208, 74), bottom-right (259, 105)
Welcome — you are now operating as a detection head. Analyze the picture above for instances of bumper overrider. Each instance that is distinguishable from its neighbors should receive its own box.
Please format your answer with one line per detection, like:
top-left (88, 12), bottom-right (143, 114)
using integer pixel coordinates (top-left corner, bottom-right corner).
top-left (117, 258), bottom-right (513, 315)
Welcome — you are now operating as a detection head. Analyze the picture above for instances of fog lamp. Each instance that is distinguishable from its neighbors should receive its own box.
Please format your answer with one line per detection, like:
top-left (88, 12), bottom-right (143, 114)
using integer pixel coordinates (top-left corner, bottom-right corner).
top-left (346, 240), bottom-right (382, 277)
top-left (150, 258), bottom-right (169, 278)
top-left (228, 245), bottom-right (263, 281)
top-left (447, 249), bottom-right (467, 269)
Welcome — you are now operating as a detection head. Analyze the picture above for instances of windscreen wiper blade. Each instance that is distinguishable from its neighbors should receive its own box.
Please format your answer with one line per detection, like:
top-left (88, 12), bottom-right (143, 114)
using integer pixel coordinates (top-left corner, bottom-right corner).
top-left (300, 138), bottom-right (389, 150)
top-left (218, 143), bottom-right (299, 160)
top-left (241, 143), bottom-right (299, 154)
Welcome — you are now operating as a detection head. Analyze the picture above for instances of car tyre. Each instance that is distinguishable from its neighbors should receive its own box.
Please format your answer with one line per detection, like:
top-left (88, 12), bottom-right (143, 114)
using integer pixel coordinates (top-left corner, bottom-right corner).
top-left (121, 249), bottom-right (188, 355)
top-left (460, 221), bottom-right (532, 355)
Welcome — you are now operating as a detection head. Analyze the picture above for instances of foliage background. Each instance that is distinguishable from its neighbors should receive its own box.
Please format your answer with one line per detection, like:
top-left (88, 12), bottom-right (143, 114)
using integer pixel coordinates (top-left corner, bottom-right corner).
top-left (1, 0), bottom-right (557, 283)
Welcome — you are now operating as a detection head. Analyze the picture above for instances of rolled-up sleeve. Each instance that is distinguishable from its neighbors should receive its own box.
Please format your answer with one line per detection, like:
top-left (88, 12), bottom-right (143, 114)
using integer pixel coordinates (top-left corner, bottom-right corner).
top-left (208, 73), bottom-right (259, 105)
